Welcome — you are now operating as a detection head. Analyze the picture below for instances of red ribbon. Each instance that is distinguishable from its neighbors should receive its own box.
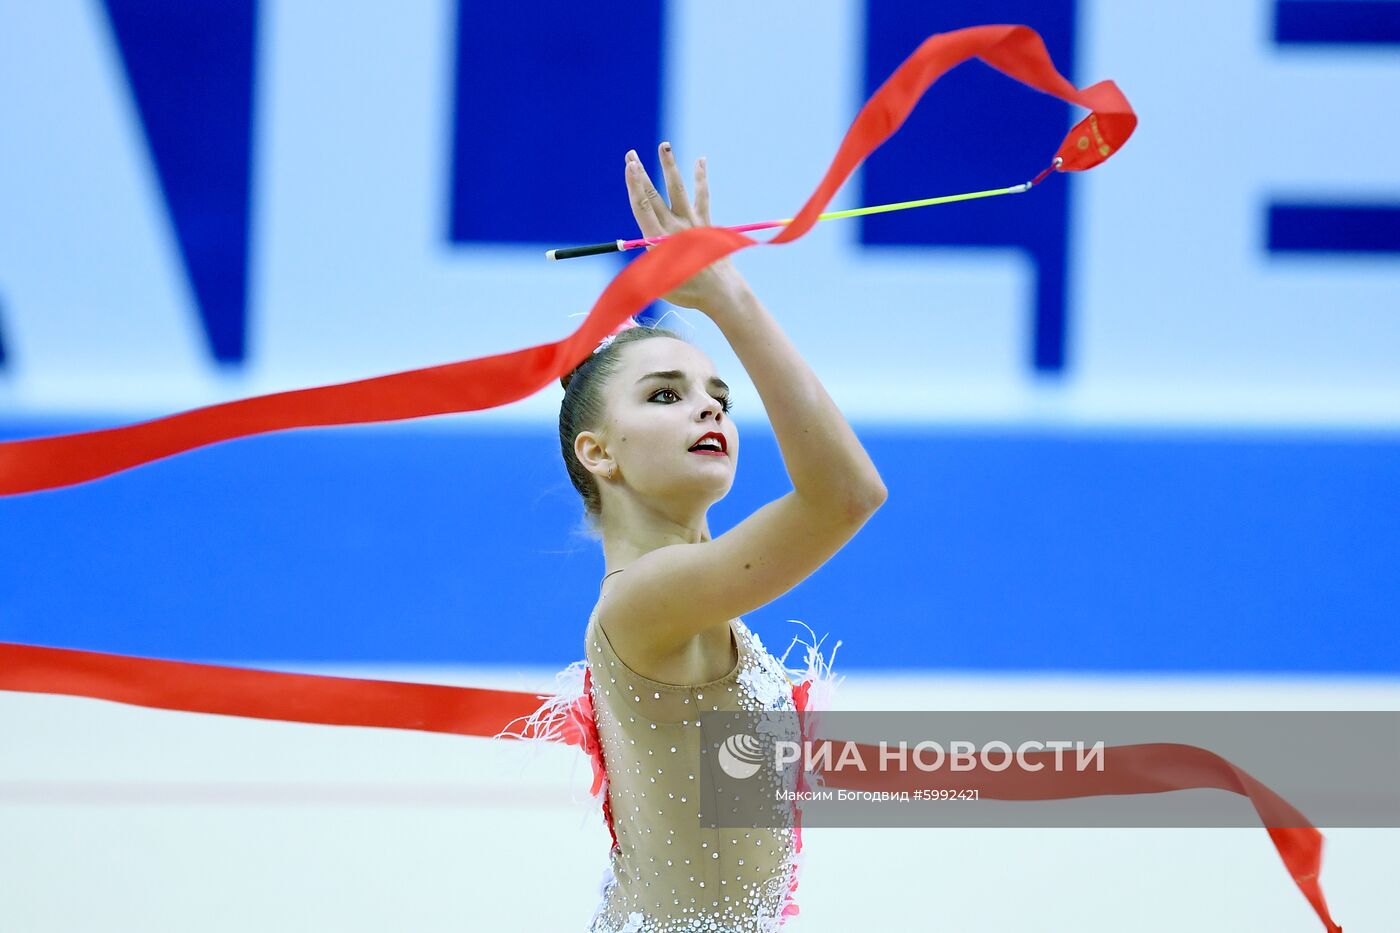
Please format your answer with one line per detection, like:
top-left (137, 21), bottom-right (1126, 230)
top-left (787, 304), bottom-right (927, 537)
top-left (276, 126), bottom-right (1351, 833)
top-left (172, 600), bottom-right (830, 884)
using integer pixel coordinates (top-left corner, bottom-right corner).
top-left (0, 24), bottom-right (1133, 497)
top-left (819, 743), bottom-right (1340, 932)
top-left (0, 640), bottom-right (1341, 930)
top-left (0, 640), bottom-right (543, 737)
top-left (0, 22), bottom-right (1341, 932)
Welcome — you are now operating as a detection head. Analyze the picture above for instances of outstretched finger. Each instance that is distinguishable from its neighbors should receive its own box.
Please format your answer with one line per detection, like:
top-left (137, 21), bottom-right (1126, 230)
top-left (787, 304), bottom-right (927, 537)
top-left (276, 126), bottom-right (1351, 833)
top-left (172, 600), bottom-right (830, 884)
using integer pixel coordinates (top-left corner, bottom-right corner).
top-left (694, 157), bottom-right (710, 226)
top-left (625, 149), bottom-right (668, 243)
top-left (658, 142), bottom-right (697, 224)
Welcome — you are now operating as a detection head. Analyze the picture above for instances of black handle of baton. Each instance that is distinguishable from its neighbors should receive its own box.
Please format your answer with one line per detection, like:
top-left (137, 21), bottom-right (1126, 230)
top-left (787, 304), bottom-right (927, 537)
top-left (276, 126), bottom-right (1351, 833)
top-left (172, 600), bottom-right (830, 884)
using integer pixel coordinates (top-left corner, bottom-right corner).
top-left (545, 240), bottom-right (625, 261)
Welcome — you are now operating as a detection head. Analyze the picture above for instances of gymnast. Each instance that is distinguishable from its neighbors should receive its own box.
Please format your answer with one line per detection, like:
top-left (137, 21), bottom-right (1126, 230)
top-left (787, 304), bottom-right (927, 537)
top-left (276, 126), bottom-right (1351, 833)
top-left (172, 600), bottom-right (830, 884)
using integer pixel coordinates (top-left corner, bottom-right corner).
top-left (551, 141), bottom-right (884, 931)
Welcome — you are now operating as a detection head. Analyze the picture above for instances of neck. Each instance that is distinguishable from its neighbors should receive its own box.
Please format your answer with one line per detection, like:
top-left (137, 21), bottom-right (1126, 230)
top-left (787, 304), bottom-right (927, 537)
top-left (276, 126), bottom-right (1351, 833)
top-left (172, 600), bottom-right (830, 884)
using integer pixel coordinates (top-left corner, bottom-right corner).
top-left (599, 496), bottom-right (712, 575)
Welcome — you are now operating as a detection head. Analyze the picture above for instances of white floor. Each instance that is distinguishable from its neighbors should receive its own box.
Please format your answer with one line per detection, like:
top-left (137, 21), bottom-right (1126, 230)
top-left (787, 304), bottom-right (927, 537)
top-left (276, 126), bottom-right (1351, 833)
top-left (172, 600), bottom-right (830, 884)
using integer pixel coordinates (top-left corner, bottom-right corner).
top-left (2, 667), bottom-right (1396, 932)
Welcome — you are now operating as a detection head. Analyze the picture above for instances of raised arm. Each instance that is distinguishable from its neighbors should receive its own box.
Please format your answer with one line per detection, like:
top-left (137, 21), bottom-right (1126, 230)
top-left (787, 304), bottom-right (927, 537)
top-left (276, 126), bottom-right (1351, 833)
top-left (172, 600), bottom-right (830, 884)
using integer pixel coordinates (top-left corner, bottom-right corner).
top-left (599, 144), bottom-right (886, 659)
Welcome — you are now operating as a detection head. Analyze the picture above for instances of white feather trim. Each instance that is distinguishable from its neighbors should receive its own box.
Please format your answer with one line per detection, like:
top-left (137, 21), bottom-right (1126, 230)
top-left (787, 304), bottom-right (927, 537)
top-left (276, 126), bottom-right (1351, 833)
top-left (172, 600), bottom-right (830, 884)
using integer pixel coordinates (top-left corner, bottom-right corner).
top-left (776, 619), bottom-right (844, 797)
top-left (492, 658), bottom-right (589, 744)
top-left (777, 620), bottom-right (843, 702)
top-left (491, 658), bottom-right (609, 808)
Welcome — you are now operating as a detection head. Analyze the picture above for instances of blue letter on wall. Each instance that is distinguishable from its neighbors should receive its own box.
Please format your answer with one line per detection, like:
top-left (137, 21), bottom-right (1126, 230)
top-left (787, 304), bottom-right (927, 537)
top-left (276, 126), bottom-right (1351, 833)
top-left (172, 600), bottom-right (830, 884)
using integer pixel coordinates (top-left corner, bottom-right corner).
top-left (102, 0), bottom-right (257, 366)
top-left (1269, 1), bottom-right (1400, 256)
top-left (863, 0), bottom-right (1077, 375)
top-left (448, 1), bottom-right (665, 254)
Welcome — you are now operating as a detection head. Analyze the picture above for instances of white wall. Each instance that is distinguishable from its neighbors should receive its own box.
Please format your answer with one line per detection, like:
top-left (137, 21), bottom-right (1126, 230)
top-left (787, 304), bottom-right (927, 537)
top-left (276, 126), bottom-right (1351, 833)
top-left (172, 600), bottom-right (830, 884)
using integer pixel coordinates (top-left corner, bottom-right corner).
top-left (0, 0), bottom-right (1395, 424)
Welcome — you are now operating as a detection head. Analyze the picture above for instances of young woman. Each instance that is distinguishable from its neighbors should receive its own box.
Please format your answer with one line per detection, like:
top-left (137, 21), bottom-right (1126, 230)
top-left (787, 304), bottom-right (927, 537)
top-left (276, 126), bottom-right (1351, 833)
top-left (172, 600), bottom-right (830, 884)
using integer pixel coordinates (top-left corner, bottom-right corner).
top-left (539, 142), bottom-right (886, 932)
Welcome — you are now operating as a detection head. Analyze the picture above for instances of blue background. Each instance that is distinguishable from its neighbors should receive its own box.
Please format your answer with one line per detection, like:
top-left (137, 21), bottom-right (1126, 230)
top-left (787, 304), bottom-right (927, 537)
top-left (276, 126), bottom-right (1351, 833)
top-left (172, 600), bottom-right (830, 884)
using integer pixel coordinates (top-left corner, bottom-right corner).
top-left (2, 0), bottom-right (1398, 673)
top-left (4, 418), bottom-right (1395, 671)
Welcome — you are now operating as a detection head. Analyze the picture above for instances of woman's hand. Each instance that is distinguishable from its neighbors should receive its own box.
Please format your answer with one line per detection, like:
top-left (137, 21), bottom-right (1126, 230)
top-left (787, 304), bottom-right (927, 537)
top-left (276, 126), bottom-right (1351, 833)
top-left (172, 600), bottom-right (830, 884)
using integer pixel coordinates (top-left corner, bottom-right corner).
top-left (624, 143), bottom-right (747, 314)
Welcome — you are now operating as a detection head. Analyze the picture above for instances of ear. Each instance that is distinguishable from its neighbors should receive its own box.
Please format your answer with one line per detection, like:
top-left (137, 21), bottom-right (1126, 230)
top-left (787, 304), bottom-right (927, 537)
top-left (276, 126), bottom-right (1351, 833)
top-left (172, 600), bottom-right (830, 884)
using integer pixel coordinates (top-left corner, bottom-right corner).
top-left (574, 430), bottom-right (614, 480)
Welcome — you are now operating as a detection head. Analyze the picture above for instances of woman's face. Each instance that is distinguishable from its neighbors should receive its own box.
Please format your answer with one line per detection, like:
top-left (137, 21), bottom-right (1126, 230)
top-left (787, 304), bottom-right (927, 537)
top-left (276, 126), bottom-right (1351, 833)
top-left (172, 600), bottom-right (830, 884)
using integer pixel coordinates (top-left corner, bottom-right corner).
top-left (591, 337), bottom-right (738, 511)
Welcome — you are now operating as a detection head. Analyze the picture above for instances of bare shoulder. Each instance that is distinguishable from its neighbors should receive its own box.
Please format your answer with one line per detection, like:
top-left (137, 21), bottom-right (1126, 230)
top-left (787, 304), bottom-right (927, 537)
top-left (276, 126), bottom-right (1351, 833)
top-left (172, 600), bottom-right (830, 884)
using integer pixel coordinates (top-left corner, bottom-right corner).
top-left (595, 589), bottom-right (738, 686)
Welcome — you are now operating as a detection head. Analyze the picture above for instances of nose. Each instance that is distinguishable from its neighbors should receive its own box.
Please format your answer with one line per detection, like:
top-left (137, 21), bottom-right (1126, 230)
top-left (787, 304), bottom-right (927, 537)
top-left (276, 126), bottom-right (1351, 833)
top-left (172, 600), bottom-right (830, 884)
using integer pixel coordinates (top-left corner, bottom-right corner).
top-left (699, 398), bottom-right (722, 422)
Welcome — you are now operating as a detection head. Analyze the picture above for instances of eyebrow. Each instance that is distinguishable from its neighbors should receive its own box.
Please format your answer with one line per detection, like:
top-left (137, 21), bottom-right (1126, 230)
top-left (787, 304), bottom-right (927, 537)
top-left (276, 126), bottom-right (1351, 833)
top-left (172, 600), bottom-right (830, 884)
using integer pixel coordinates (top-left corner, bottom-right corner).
top-left (635, 370), bottom-right (730, 393)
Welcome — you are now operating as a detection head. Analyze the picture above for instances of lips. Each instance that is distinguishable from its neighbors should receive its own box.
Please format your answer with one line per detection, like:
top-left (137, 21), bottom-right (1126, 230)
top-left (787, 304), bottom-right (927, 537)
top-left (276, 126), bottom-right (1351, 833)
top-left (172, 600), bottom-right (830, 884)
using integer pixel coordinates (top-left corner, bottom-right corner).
top-left (688, 431), bottom-right (727, 455)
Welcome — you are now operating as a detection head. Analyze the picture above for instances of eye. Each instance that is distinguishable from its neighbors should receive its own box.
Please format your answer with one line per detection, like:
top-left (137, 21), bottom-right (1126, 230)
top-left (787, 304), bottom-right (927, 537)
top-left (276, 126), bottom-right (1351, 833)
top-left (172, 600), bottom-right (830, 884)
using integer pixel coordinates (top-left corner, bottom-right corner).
top-left (649, 386), bottom-right (734, 414)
